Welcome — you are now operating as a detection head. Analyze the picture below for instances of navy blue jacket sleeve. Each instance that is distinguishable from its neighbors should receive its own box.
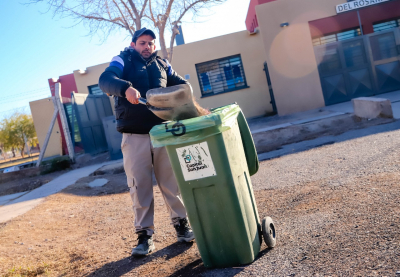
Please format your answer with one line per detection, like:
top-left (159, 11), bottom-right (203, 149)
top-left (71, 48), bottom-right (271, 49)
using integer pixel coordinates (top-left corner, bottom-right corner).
top-left (99, 55), bottom-right (131, 98)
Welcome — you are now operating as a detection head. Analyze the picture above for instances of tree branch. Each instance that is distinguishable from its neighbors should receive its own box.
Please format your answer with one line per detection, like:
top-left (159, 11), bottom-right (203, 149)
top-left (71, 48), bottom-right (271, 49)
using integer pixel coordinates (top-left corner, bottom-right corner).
top-left (139, 0), bottom-right (148, 18)
top-left (168, 24), bottom-right (179, 63)
top-left (120, 0), bottom-right (136, 26)
top-left (26, 0), bottom-right (228, 58)
top-left (175, 0), bottom-right (204, 23)
top-left (112, 0), bottom-right (134, 34)
top-left (69, 9), bottom-right (127, 29)
top-left (127, 0), bottom-right (140, 19)
top-left (148, 0), bottom-right (156, 23)
top-left (164, 0), bottom-right (174, 21)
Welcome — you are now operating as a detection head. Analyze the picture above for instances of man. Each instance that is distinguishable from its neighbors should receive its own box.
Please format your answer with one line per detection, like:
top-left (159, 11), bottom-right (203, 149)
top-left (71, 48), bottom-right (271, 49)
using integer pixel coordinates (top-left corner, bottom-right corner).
top-left (99, 28), bottom-right (194, 256)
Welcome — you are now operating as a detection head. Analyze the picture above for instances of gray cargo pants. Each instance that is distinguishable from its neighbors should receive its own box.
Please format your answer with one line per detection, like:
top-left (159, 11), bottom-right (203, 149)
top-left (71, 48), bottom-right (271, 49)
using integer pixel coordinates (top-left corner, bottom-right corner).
top-left (121, 133), bottom-right (187, 236)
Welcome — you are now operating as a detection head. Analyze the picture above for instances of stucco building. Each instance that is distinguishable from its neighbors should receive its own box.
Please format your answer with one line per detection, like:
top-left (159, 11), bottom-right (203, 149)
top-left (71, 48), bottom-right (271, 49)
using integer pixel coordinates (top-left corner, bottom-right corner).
top-left (249, 0), bottom-right (400, 114)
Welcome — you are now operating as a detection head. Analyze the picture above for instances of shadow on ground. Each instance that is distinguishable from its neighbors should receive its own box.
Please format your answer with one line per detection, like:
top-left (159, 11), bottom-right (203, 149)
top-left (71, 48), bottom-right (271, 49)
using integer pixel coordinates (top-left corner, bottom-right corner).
top-left (86, 242), bottom-right (195, 276)
top-left (61, 173), bottom-right (129, 197)
top-left (166, 247), bottom-right (272, 277)
top-left (86, 242), bottom-right (272, 276)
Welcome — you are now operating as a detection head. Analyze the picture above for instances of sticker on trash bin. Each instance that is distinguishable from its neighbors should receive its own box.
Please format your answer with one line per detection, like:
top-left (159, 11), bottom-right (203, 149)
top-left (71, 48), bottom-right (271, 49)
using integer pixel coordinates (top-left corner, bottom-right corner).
top-left (176, 141), bottom-right (216, 181)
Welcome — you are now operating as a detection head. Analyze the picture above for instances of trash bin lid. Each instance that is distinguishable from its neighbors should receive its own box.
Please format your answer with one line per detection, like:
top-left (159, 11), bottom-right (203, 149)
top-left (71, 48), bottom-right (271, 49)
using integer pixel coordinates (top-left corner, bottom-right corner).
top-left (150, 104), bottom-right (241, 148)
top-left (150, 103), bottom-right (259, 176)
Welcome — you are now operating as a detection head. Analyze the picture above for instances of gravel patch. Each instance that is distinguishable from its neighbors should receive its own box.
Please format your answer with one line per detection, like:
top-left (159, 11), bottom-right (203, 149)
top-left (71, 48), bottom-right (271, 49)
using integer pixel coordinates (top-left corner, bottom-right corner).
top-left (0, 126), bottom-right (399, 276)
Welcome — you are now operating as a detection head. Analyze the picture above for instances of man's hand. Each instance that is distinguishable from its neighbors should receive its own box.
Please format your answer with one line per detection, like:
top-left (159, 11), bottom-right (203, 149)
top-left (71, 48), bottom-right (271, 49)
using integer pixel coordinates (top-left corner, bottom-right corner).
top-left (125, 87), bottom-right (141, 104)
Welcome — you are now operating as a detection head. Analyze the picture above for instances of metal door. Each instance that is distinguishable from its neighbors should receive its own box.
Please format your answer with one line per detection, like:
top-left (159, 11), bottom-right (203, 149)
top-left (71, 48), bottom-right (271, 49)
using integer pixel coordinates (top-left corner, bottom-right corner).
top-left (315, 28), bottom-right (400, 105)
top-left (366, 28), bottom-right (400, 94)
top-left (72, 93), bottom-right (113, 155)
top-left (102, 116), bottom-right (123, 160)
top-left (315, 36), bottom-right (375, 105)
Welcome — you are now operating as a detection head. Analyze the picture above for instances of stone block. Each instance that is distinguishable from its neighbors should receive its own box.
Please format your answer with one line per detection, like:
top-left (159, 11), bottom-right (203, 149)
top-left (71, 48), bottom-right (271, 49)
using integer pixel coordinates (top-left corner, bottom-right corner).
top-left (352, 97), bottom-right (393, 119)
top-left (88, 178), bottom-right (108, 188)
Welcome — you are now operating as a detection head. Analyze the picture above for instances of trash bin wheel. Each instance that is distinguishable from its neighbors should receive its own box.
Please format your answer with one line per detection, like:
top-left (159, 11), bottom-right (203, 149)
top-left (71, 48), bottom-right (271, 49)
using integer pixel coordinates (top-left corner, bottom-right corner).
top-left (262, 217), bottom-right (276, 248)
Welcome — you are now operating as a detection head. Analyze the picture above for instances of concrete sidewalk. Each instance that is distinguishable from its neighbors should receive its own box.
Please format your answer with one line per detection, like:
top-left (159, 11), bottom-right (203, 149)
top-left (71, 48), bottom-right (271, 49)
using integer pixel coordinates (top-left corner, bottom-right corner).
top-left (247, 91), bottom-right (400, 153)
top-left (0, 160), bottom-right (120, 223)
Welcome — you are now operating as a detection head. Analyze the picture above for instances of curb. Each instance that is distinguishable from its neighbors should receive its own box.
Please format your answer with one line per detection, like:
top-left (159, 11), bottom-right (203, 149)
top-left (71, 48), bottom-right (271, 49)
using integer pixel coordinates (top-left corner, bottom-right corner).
top-left (252, 114), bottom-right (396, 154)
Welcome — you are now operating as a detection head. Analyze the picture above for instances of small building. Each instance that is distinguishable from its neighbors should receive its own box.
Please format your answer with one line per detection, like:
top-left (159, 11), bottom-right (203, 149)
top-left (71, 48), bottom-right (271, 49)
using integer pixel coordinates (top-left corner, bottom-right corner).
top-left (247, 0), bottom-right (400, 114)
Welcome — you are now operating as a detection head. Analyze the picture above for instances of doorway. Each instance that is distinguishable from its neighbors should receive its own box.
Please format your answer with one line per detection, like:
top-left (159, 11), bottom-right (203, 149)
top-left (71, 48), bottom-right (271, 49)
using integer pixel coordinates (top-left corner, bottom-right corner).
top-left (315, 28), bottom-right (400, 105)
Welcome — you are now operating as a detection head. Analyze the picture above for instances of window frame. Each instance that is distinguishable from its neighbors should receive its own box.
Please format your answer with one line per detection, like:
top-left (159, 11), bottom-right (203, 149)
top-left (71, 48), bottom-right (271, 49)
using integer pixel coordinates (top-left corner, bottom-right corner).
top-left (312, 27), bottom-right (361, 46)
top-left (195, 54), bottom-right (249, 98)
top-left (88, 84), bottom-right (104, 95)
top-left (373, 17), bottom-right (400, 33)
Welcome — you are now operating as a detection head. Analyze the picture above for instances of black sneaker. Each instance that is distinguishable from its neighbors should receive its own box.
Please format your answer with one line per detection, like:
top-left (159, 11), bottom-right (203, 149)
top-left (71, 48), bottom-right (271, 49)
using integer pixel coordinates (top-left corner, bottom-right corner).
top-left (131, 231), bottom-right (155, 256)
top-left (174, 218), bottom-right (195, 242)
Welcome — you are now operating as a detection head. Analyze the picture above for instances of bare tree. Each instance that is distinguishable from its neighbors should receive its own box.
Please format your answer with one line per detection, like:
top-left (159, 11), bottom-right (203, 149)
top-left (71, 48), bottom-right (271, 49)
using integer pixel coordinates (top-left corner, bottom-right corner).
top-left (27, 0), bottom-right (226, 62)
top-left (27, 0), bottom-right (149, 40)
top-left (146, 0), bottom-right (226, 62)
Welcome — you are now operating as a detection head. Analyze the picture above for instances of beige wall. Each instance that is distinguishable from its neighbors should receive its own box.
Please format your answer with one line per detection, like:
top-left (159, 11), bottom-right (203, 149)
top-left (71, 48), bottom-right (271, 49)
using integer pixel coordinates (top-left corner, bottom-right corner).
top-left (73, 63), bottom-right (109, 94)
top-left (77, 31), bottom-right (272, 118)
top-left (73, 63), bottom-right (115, 115)
top-left (29, 98), bottom-right (62, 158)
top-left (171, 30), bottom-right (273, 118)
top-left (256, 0), bottom-right (343, 115)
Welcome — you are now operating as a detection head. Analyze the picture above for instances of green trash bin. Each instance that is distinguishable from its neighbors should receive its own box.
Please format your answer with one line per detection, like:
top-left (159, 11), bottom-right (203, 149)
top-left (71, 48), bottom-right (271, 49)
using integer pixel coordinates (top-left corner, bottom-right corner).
top-left (150, 104), bottom-right (276, 268)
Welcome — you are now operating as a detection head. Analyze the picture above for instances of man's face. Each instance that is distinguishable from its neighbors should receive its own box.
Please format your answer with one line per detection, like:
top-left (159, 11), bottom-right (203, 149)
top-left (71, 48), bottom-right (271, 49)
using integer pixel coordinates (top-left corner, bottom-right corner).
top-left (131, 34), bottom-right (156, 59)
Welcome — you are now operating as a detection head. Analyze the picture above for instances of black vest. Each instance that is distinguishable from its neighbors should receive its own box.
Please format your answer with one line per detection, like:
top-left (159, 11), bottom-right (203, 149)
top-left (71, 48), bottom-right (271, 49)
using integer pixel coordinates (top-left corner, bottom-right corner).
top-left (115, 50), bottom-right (169, 134)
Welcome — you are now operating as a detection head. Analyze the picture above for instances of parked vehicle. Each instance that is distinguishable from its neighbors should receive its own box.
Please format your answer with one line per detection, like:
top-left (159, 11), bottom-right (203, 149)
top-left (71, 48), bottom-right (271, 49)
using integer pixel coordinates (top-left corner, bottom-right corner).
top-left (2, 166), bottom-right (20, 173)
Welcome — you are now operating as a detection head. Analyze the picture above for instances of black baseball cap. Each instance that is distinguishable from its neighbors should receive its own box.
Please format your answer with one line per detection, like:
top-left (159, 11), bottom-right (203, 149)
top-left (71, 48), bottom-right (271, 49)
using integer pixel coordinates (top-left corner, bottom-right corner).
top-left (132, 28), bottom-right (156, 43)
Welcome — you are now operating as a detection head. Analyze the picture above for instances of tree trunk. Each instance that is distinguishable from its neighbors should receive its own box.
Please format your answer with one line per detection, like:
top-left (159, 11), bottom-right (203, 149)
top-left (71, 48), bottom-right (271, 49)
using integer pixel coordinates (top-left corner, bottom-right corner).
top-left (21, 144), bottom-right (25, 158)
top-left (157, 26), bottom-right (169, 60)
top-left (135, 18), bottom-right (141, 30)
top-left (169, 30), bottom-right (179, 64)
top-left (0, 148), bottom-right (5, 161)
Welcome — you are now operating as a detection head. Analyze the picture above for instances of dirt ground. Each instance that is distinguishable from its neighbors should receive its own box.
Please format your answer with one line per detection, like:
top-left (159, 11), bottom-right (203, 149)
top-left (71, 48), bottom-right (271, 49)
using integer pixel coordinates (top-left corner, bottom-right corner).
top-left (0, 171), bottom-right (68, 197)
top-left (0, 153), bottom-right (111, 197)
top-left (0, 157), bottom-right (399, 276)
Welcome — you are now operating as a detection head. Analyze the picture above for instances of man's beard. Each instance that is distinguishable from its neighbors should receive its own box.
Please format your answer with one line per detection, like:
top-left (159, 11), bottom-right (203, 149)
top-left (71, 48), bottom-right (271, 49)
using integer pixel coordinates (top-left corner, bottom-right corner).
top-left (141, 51), bottom-right (153, 59)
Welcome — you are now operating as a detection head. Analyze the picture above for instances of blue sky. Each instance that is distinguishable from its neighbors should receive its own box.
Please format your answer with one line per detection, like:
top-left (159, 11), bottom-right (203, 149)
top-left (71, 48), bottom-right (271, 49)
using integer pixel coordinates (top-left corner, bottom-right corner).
top-left (0, 0), bottom-right (251, 119)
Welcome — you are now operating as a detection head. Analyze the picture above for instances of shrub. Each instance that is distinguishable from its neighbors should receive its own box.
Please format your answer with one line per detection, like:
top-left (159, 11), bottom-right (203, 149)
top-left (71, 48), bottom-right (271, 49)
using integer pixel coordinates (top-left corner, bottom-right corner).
top-left (41, 157), bottom-right (71, 175)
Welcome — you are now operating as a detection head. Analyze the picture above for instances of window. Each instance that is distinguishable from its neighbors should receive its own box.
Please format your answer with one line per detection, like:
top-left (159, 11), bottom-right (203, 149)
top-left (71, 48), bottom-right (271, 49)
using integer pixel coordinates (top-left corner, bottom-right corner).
top-left (312, 28), bottom-right (361, 46)
top-left (370, 32), bottom-right (398, 61)
top-left (63, 103), bottom-right (84, 152)
top-left (195, 55), bottom-right (248, 97)
top-left (373, 18), bottom-right (400, 32)
top-left (88, 84), bottom-right (104, 95)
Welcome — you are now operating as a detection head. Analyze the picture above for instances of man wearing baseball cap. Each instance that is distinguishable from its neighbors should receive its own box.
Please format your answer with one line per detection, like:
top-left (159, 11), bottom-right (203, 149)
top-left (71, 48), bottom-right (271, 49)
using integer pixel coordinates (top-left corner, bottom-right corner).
top-left (99, 28), bottom-right (194, 256)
